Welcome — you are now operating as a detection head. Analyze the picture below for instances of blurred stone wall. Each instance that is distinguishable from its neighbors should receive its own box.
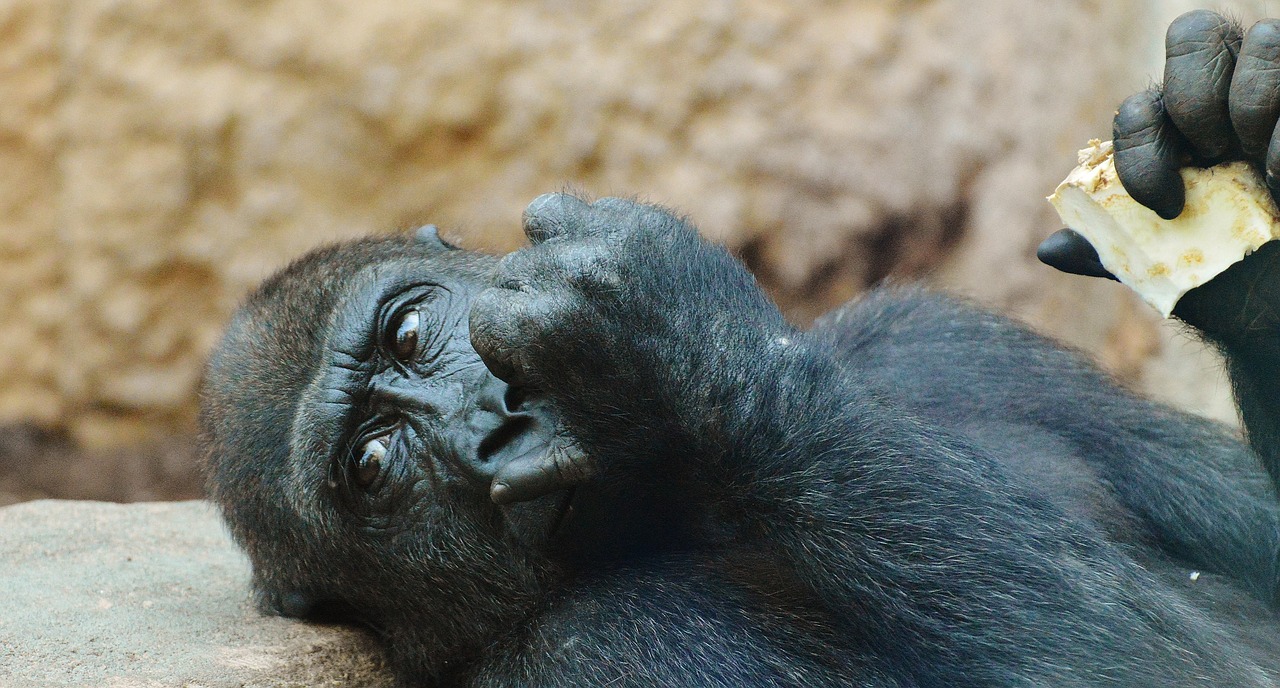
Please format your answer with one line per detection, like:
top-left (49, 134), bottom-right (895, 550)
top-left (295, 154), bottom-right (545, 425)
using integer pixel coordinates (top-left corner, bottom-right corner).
top-left (0, 1), bottom-right (1269, 483)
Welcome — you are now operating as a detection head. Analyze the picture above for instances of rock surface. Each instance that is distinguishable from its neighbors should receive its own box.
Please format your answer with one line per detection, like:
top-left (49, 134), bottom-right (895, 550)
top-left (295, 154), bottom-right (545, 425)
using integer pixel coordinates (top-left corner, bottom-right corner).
top-left (0, 500), bottom-right (393, 687)
top-left (0, 0), bottom-right (1271, 460)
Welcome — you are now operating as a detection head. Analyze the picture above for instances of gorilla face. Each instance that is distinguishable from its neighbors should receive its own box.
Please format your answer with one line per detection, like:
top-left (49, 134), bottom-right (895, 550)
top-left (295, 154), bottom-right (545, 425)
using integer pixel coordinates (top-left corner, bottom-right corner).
top-left (200, 229), bottom-right (567, 676)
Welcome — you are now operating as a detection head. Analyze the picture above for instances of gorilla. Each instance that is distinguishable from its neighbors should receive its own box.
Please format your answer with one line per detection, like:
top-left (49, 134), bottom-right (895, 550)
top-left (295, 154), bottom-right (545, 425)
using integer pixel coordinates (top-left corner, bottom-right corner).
top-left (202, 11), bottom-right (1280, 687)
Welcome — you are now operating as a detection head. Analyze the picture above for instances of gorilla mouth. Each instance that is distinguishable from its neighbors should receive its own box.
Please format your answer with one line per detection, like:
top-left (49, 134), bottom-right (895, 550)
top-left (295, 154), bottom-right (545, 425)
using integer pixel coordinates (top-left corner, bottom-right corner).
top-left (474, 387), bottom-right (578, 546)
top-left (497, 475), bottom-right (577, 548)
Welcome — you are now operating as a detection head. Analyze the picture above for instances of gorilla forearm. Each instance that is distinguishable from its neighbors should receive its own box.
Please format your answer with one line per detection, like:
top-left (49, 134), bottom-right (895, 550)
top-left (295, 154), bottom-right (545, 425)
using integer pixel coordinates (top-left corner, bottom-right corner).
top-left (1223, 349), bottom-right (1280, 507)
top-left (1171, 241), bottom-right (1280, 494)
top-left (636, 338), bottom-right (1251, 684)
top-left (473, 199), bottom-right (1263, 682)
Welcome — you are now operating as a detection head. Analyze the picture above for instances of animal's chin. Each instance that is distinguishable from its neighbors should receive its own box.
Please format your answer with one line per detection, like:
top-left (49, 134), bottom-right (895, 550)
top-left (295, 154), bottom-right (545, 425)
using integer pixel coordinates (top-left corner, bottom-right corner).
top-left (499, 485), bottom-right (577, 549)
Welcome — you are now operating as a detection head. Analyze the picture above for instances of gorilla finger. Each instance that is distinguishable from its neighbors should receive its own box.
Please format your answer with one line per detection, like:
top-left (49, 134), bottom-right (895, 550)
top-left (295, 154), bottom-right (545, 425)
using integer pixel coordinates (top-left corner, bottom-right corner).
top-left (1163, 10), bottom-right (1242, 163)
top-left (494, 249), bottom-right (542, 291)
top-left (590, 196), bottom-right (647, 215)
top-left (1036, 229), bottom-right (1118, 281)
top-left (490, 438), bottom-right (592, 504)
top-left (470, 288), bottom-right (578, 384)
top-left (1264, 124), bottom-right (1280, 209)
top-left (523, 193), bottom-right (591, 244)
top-left (496, 240), bottom-right (617, 293)
top-left (468, 289), bottom-right (538, 385)
top-left (589, 197), bottom-right (683, 241)
top-left (1113, 89), bottom-right (1189, 219)
top-left (555, 241), bottom-right (621, 291)
top-left (1229, 20), bottom-right (1280, 162)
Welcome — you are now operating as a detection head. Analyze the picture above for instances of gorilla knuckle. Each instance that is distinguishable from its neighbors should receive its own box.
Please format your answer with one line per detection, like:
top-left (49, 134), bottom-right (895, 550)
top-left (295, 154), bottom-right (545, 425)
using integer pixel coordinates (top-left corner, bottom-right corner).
top-left (553, 242), bottom-right (622, 292)
top-left (590, 196), bottom-right (641, 214)
top-left (1166, 10), bottom-right (1236, 51)
top-left (468, 289), bottom-right (519, 344)
top-left (592, 198), bottom-right (690, 246)
top-left (470, 286), bottom-right (508, 317)
top-left (1113, 92), bottom-right (1165, 143)
top-left (496, 251), bottom-right (538, 290)
top-left (1246, 19), bottom-right (1280, 50)
top-left (523, 192), bottom-right (591, 244)
top-left (474, 287), bottom-right (577, 358)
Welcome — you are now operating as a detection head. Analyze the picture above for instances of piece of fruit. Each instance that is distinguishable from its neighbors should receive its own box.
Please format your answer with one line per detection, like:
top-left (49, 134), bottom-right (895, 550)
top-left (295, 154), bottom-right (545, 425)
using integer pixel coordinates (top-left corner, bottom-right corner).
top-left (1048, 139), bottom-right (1280, 316)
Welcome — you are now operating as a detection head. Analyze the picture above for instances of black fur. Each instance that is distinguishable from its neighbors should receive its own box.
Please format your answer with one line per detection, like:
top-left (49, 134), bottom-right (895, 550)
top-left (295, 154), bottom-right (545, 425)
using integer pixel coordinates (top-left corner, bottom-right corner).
top-left (202, 11), bottom-right (1280, 684)
top-left (202, 194), bottom-right (1280, 686)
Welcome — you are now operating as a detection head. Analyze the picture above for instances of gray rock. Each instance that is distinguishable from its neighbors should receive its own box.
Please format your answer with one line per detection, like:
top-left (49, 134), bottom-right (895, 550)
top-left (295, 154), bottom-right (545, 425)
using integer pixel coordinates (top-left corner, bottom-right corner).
top-left (0, 500), bottom-right (392, 687)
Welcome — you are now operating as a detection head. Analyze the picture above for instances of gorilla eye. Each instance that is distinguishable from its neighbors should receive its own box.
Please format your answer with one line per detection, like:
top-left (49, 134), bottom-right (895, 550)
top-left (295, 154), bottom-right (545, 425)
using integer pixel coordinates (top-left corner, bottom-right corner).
top-left (354, 435), bottom-right (389, 488)
top-left (391, 310), bottom-right (420, 361)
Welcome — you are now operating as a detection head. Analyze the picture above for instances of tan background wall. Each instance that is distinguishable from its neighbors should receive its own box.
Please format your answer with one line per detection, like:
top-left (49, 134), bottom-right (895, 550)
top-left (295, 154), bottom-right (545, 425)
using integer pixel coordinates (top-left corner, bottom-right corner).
top-left (0, 1), bottom-right (1270, 496)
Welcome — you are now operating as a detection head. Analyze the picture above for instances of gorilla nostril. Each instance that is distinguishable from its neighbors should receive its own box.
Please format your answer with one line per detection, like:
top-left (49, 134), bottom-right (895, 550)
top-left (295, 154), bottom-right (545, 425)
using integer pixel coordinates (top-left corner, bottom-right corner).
top-left (477, 415), bottom-right (531, 466)
top-left (503, 384), bottom-right (529, 413)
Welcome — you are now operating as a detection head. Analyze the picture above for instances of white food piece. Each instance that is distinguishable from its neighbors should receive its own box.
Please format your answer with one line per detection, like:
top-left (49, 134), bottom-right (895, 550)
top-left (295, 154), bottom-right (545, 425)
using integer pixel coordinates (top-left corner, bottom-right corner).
top-left (1048, 140), bottom-right (1280, 317)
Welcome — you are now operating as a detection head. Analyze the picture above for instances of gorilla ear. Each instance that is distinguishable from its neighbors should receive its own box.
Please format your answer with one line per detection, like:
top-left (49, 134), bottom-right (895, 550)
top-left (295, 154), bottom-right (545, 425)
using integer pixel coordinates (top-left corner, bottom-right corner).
top-left (414, 224), bottom-right (460, 252)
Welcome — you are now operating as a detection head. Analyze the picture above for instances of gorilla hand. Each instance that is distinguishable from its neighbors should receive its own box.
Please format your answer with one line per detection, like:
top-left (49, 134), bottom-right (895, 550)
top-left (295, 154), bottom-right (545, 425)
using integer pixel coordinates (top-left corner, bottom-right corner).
top-left (1110, 11), bottom-right (1280, 219)
top-left (1041, 11), bottom-right (1280, 340)
top-left (470, 194), bottom-right (789, 504)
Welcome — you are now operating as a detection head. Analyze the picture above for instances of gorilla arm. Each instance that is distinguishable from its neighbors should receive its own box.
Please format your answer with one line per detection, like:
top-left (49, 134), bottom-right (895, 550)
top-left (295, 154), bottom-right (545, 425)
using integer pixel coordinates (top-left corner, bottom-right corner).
top-left (1041, 11), bottom-right (1280, 496)
top-left (468, 194), bottom-right (1265, 686)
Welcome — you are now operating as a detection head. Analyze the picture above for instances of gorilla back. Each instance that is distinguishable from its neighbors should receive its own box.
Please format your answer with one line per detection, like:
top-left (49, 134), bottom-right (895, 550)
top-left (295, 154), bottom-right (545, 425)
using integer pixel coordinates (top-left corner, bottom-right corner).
top-left (201, 195), bottom-right (1280, 687)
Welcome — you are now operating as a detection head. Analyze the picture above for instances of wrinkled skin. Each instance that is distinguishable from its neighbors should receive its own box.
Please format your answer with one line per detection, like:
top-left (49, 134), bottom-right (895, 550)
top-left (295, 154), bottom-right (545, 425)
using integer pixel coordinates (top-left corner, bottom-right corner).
top-left (205, 12), bottom-right (1280, 687)
top-left (201, 233), bottom-right (567, 677)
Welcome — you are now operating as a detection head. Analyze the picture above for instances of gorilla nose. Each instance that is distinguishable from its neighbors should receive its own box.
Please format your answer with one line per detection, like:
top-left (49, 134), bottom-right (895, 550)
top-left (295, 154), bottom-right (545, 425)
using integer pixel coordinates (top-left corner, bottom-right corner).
top-left (475, 373), bottom-right (528, 416)
top-left (460, 375), bottom-right (556, 484)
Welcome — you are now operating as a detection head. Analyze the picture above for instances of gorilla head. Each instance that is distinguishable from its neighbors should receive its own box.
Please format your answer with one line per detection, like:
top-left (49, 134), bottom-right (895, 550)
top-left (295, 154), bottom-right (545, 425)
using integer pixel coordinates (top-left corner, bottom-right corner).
top-left (200, 227), bottom-right (569, 678)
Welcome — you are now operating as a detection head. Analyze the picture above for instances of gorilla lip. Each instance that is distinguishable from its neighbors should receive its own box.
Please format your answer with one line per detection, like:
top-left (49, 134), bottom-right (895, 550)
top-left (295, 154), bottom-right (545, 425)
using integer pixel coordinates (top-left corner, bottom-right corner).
top-left (498, 474), bottom-right (577, 547)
